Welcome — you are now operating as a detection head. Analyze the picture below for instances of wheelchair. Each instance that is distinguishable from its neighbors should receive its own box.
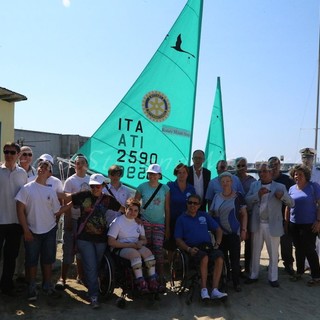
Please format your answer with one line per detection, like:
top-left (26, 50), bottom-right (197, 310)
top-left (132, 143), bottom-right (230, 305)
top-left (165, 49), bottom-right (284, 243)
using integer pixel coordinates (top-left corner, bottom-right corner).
top-left (170, 247), bottom-right (228, 305)
top-left (99, 248), bottom-right (160, 308)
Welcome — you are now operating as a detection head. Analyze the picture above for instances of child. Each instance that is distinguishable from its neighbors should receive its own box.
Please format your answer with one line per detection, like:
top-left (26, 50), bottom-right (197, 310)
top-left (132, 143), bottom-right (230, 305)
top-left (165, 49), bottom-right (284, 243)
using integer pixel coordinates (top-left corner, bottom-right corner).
top-left (108, 198), bottom-right (160, 293)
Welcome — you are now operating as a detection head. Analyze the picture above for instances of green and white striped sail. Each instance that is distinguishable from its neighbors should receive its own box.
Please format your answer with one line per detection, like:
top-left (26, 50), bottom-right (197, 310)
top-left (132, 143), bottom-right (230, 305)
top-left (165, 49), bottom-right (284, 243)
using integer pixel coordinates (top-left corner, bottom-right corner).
top-left (76, 0), bottom-right (203, 188)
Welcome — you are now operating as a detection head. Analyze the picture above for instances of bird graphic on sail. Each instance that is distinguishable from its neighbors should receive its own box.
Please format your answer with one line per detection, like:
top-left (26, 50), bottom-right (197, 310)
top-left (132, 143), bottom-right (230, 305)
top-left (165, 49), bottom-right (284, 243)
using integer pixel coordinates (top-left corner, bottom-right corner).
top-left (74, 0), bottom-right (203, 188)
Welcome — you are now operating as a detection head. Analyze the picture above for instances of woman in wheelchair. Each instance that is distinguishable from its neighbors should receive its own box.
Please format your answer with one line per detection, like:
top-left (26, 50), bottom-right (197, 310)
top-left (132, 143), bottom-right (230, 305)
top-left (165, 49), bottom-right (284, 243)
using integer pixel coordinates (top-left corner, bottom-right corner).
top-left (175, 194), bottom-right (228, 301)
top-left (108, 198), bottom-right (161, 294)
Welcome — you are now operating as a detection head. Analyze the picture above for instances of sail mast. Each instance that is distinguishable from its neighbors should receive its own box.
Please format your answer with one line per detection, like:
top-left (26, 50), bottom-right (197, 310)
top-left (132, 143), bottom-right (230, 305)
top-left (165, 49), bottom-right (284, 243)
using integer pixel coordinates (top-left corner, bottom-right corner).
top-left (315, 23), bottom-right (320, 162)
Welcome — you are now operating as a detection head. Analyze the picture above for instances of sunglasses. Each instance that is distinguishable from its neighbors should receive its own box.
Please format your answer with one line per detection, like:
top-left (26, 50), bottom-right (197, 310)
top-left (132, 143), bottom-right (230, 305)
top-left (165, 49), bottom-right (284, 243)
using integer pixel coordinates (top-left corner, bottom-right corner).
top-left (237, 164), bottom-right (246, 168)
top-left (22, 153), bottom-right (33, 157)
top-left (3, 150), bottom-right (17, 155)
top-left (90, 185), bottom-right (102, 189)
top-left (109, 171), bottom-right (122, 176)
top-left (187, 201), bottom-right (200, 205)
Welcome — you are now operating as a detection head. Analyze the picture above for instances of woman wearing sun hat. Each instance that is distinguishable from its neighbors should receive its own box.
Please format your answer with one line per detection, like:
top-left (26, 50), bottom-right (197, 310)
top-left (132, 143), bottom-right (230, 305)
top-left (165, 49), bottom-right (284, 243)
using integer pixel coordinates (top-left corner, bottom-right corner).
top-left (135, 164), bottom-right (170, 292)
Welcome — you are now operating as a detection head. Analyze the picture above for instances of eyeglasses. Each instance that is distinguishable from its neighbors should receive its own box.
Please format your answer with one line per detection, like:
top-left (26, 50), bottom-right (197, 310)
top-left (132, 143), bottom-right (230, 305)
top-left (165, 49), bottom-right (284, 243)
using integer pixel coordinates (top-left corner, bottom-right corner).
top-left (218, 165), bottom-right (226, 170)
top-left (237, 164), bottom-right (246, 168)
top-left (187, 201), bottom-right (200, 205)
top-left (22, 153), bottom-right (33, 157)
top-left (90, 185), bottom-right (102, 189)
top-left (3, 150), bottom-right (17, 155)
top-left (75, 161), bottom-right (86, 165)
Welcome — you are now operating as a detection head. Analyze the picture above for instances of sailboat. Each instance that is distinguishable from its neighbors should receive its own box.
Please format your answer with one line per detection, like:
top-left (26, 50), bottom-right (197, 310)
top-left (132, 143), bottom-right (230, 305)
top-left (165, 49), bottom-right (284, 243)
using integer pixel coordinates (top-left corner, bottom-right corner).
top-left (74, 0), bottom-right (203, 188)
top-left (204, 76), bottom-right (226, 177)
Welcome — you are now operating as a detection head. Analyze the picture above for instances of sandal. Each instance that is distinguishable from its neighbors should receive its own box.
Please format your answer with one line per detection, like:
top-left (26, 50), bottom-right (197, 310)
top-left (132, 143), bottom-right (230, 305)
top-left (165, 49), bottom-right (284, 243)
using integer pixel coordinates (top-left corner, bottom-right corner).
top-left (307, 278), bottom-right (320, 286)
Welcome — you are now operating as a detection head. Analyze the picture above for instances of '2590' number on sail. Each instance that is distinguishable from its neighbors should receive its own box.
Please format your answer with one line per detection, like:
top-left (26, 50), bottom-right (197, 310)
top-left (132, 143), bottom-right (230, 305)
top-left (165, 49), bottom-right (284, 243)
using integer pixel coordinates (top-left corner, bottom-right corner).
top-left (117, 150), bottom-right (158, 164)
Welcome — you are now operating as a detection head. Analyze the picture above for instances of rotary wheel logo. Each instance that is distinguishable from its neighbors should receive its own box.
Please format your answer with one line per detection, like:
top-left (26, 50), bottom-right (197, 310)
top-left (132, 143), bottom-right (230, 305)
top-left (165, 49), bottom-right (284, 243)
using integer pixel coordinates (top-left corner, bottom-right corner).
top-left (142, 91), bottom-right (170, 122)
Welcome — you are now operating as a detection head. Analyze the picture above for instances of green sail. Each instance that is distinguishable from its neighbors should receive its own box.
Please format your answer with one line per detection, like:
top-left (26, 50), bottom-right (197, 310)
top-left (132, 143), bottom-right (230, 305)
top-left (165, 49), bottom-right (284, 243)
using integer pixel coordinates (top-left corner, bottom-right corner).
top-left (76, 0), bottom-right (203, 188)
top-left (204, 77), bottom-right (226, 178)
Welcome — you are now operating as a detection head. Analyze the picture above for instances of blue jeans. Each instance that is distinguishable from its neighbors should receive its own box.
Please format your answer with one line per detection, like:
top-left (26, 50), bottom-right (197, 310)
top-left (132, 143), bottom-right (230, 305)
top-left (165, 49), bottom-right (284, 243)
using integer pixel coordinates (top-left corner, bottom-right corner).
top-left (77, 239), bottom-right (106, 298)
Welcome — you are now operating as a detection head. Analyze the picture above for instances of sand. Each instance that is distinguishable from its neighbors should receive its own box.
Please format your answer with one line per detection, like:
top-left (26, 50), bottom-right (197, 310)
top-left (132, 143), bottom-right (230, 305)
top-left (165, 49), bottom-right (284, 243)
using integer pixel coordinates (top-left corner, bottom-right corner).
top-left (1, 243), bottom-right (320, 320)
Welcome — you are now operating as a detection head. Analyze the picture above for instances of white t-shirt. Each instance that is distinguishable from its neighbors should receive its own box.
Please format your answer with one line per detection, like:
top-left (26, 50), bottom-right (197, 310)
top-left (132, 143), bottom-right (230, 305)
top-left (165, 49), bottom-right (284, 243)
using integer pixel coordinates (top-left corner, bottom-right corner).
top-left (0, 164), bottom-right (28, 224)
top-left (108, 214), bottom-right (145, 245)
top-left (64, 174), bottom-right (90, 219)
top-left (15, 181), bottom-right (61, 234)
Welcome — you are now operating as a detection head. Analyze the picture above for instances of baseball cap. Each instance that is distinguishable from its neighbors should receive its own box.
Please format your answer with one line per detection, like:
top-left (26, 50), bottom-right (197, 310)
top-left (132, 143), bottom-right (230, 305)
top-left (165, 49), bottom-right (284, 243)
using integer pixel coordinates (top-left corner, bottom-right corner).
top-left (39, 153), bottom-right (54, 164)
top-left (89, 173), bottom-right (107, 185)
top-left (147, 164), bottom-right (162, 174)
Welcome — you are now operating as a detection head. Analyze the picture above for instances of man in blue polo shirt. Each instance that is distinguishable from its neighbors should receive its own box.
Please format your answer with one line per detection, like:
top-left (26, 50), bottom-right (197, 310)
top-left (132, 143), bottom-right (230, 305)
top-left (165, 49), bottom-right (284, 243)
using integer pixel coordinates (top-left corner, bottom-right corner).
top-left (174, 194), bottom-right (227, 301)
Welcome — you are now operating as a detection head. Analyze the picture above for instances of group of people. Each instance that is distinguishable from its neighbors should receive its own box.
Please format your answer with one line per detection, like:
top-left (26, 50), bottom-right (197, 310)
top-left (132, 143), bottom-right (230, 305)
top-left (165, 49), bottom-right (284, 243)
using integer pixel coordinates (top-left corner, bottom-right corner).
top-left (1, 143), bottom-right (320, 309)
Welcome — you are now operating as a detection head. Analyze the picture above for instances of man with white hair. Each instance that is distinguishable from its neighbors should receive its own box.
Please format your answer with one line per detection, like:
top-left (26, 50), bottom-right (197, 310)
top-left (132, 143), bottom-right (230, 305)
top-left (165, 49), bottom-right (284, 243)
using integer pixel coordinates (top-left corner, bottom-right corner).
top-left (245, 162), bottom-right (294, 287)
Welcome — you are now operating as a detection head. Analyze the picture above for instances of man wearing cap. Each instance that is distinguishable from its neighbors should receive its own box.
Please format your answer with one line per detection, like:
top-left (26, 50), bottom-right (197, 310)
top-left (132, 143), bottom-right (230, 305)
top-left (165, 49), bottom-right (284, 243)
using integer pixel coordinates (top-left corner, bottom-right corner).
top-left (55, 154), bottom-right (90, 290)
top-left (245, 162), bottom-right (294, 287)
top-left (268, 156), bottom-right (295, 275)
top-left (300, 147), bottom-right (320, 266)
top-left (300, 147), bottom-right (320, 184)
top-left (16, 160), bottom-right (72, 301)
top-left (187, 150), bottom-right (211, 211)
top-left (37, 153), bottom-right (63, 193)
top-left (0, 142), bottom-right (28, 295)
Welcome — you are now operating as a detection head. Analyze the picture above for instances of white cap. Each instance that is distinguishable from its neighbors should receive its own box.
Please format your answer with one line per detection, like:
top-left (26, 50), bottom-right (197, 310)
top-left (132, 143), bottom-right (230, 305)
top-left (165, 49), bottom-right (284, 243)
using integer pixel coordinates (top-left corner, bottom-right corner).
top-left (147, 163), bottom-right (162, 174)
top-left (39, 153), bottom-right (54, 164)
top-left (89, 173), bottom-right (107, 185)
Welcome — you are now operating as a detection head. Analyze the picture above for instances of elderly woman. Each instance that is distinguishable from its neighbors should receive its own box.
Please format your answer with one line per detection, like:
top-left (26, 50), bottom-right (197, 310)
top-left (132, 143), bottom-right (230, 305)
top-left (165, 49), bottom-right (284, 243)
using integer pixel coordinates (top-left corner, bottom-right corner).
top-left (209, 171), bottom-right (248, 292)
top-left (286, 164), bottom-right (320, 285)
top-left (166, 163), bottom-right (195, 251)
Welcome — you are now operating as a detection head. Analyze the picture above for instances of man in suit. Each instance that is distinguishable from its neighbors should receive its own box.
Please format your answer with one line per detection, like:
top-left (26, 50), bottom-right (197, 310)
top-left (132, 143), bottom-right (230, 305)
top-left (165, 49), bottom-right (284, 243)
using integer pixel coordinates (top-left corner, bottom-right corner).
top-left (187, 150), bottom-right (211, 212)
top-left (245, 162), bottom-right (294, 287)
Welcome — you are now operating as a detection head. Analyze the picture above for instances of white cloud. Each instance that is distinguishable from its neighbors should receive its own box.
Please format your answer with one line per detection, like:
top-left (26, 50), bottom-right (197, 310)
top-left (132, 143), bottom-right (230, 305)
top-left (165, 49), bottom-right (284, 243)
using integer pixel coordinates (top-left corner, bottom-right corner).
top-left (62, 0), bottom-right (71, 8)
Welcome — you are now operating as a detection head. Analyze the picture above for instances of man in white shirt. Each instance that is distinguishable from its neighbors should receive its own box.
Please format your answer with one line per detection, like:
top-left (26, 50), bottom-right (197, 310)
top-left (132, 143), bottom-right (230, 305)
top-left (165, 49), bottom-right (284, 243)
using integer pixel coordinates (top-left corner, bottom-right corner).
top-left (0, 142), bottom-right (28, 295)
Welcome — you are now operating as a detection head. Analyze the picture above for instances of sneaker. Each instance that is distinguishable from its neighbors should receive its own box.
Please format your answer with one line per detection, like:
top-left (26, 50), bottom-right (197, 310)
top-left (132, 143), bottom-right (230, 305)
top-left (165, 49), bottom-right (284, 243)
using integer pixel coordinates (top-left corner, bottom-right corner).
top-left (148, 276), bottom-right (160, 293)
top-left (135, 277), bottom-right (149, 294)
top-left (27, 284), bottom-right (38, 301)
top-left (201, 288), bottom-right (210, 300)
top-left (43, 286), bottom-right (61, 299)
top-left (90, 296), bottom-right (100, 309)
top-left (55, 279), bottom-right (66, 291)
top-left (210, 288), bottom-right (228, 300)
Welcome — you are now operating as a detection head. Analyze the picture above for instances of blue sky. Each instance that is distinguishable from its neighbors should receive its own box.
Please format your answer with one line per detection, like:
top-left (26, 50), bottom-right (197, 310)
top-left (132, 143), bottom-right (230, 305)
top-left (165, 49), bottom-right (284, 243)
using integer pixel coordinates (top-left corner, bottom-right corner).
top-left (1, 0), bottom-right (319, 164)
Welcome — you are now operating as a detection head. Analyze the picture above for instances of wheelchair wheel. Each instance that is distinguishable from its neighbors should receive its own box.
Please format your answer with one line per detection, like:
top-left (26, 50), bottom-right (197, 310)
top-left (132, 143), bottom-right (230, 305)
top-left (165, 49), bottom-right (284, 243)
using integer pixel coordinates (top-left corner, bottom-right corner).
top-left (99, 250), bottom-right (115, 298)
top-left (170, 248), bottom-right (187, 293)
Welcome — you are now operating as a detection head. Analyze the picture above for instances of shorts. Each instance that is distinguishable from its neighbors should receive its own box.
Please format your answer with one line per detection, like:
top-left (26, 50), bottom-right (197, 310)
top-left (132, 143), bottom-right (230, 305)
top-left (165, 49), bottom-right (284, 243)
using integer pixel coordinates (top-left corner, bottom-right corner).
top-left (25, 226), bottom-right (57, 267)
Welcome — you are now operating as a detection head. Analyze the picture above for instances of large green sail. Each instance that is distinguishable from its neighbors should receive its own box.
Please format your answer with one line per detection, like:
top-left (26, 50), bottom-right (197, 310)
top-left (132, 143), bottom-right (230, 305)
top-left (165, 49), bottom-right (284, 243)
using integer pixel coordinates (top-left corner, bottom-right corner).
top-left (204, 77), bottom-right (226, 178)
top-left (76, 0), bottom-right (203, 188)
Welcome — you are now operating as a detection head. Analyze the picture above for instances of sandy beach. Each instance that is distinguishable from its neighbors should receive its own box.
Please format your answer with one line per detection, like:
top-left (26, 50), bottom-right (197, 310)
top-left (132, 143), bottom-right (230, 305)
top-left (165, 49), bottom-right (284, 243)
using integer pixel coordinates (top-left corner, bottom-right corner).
top-left (1, 243), bottom-right (320, 320)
